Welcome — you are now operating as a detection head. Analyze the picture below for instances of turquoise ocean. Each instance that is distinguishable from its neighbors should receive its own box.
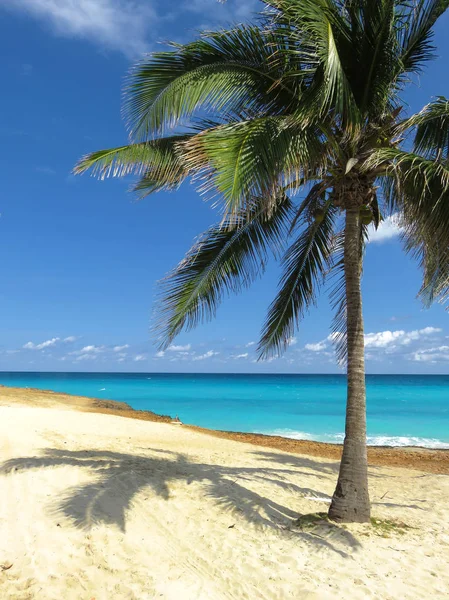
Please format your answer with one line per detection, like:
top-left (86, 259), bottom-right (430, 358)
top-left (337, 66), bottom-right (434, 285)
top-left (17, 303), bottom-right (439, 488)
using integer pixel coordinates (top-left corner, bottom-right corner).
top-left (0, 372), bottom-right (448, 448)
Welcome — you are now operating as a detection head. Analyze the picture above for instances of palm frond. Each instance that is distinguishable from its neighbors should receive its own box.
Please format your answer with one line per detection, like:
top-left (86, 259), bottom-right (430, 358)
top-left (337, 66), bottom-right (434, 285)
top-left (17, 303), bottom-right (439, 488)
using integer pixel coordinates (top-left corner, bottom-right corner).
top-left (154, 194), bottom-right (293, 347)
top-left (397, 0), bottom-right (449, 75)
top-left (258, 201), bottom-right (337, 358)
top-left (401, 220), bottom-right (449, 308)
top-left (406, 96), bottom-right (449, 159)
top-left (379, 153), bottom-right (449, 306)
top-left (124, 26), bottom-right (303, 139)
top-left (74, 136), bottom-right (191, 192)
top-left (181, 117), bottom-right (326, 218)
top-left (267, 0), bottom-right (361, 126)
top-left (356, 0), bottom-right (399, 117)
top-left (371, 149), bottom-right (449, 243)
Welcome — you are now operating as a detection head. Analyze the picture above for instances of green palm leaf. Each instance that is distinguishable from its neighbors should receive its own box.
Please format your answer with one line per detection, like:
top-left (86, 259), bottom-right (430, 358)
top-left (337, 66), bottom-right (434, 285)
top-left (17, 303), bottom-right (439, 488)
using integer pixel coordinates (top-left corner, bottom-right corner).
top-left (397, 0), bottom-right (449, 75)
top-left (266, 0), bottom-right (361, 126)
top-left (182, 117), bottom-right (325, 217)
top-left (124, 26), bottom-right (302, 139)
top-left (371, 148), bottom-right (449, 239)
top-left (155, 194), bottom-right (293, 347)
top-left (258, 202), bottom-right (337, 358)
top-left (409, 96), bottom-right (449, 159)
top-left (74, 136), bottom-right (191, 192)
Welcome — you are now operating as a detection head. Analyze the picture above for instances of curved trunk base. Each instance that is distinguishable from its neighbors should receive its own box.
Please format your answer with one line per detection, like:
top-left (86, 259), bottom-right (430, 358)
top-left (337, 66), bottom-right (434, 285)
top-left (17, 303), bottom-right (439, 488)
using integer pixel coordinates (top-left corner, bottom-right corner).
top-left (328, 439), bottom-right (370, 523)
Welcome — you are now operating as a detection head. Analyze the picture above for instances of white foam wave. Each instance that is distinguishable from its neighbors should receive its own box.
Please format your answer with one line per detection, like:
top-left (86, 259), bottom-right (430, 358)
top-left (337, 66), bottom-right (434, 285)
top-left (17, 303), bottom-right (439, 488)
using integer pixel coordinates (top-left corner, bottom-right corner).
top-left (261, 429), bottom-right (449, 449)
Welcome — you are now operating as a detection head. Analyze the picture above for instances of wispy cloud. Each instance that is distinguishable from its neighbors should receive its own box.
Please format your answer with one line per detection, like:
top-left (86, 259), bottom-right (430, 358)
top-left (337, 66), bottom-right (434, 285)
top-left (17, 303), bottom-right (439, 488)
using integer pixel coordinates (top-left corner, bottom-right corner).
top-left (411, 345), bottom-right (449, 363)
top-left (70, 344), bottom-right (104, 355)
top-left (168, 344), bottom-right (191, 352)
top-left (155, 350), bottom-right (165, 358)
top-left (192, 350), bottom-right (219, 361)
top-left (1, 0), bottom-right (259, 58)
top-left (113, 344), bottom-right (129, 352)
top-left (23, 337), bottom-right (59, 350)
top-left (134, 354), bottom-right (147, 362)
top-left (305, 341), bottom-right (327, 352)
top-left (367, 214), bottom-right (403, 244)
top-left (75, 353), bottom-right (97, 361)
top-left (1, 0), bottom-right (156, 57)
top-left (245, 341), bottom-right (256, 347)
top-left (232, 352), bottom-right (248, 359)
top-left (63, 336), bottom-right (77, 343)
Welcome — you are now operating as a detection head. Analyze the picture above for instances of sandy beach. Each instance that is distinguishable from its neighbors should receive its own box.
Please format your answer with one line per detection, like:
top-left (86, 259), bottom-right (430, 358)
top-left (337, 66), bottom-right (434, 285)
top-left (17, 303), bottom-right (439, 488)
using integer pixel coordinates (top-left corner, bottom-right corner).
top-left (1, 388), bottom-right (449, 599)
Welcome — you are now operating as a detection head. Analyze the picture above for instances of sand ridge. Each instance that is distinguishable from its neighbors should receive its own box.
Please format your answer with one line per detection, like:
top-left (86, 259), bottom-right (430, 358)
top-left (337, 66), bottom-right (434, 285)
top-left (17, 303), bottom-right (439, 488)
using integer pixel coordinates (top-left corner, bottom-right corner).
top-left (1, 384), bottom-right (448, 474)
top-left (1, 400), bottom-right (449, 599)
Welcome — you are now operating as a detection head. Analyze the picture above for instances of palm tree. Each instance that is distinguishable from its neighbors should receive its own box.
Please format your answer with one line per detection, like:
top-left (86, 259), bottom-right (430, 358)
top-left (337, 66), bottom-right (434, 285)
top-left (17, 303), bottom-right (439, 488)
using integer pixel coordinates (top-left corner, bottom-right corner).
top-left (75, 0), bottom-right (449, 522)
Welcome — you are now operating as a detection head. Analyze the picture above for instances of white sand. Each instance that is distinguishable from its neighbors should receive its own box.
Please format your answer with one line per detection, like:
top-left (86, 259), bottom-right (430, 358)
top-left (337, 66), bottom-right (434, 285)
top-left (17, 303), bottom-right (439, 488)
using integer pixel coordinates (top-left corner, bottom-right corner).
top-left (1, 405), bottom-right (448, 600)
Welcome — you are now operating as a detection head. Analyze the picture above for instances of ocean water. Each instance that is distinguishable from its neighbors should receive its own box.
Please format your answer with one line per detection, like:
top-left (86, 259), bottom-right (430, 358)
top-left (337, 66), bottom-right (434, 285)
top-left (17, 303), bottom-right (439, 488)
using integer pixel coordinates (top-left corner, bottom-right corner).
top-left (0, 372), bottom-right (448, 448)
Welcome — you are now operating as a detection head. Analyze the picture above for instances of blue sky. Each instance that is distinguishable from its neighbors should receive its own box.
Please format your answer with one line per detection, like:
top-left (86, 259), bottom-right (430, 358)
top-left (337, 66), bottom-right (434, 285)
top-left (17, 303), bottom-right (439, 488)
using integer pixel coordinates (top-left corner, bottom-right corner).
top-left (0, 0), bottom-right (448, 374)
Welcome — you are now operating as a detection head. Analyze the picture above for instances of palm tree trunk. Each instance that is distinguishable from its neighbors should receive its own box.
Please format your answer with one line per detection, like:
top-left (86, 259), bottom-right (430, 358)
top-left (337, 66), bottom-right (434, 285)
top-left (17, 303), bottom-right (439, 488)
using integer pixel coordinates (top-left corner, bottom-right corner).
top-left (328, 206), bottom-right (370, 523)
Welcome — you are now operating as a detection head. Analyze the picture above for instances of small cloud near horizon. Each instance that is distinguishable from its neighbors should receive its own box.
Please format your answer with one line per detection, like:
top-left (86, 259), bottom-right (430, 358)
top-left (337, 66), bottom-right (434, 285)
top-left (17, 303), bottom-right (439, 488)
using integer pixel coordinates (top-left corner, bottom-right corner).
top-left (192, 350), bottom-right (219, 361)
top-left (168, 344), bottom-right (191, 352)
top-left (23, 337), bottom-right (59, 350)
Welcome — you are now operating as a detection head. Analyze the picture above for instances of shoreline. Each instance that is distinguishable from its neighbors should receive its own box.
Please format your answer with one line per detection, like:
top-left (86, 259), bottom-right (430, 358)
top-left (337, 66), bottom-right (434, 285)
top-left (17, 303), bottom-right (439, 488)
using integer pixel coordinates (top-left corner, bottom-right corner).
top-left (1, 383), bottom-right (448, 474)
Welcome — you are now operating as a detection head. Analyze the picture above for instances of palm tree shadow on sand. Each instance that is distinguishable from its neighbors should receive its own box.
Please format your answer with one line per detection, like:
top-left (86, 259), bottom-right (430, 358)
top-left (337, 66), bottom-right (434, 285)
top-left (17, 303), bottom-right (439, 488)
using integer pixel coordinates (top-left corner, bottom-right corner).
top-left (1, 448), bottom-right (361, 556)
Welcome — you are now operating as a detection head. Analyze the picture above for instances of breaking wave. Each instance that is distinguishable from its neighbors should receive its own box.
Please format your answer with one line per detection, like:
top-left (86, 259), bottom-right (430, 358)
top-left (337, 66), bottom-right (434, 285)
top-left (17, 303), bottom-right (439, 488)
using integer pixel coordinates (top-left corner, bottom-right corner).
top-left (262, 429), bottom-right (449, 449)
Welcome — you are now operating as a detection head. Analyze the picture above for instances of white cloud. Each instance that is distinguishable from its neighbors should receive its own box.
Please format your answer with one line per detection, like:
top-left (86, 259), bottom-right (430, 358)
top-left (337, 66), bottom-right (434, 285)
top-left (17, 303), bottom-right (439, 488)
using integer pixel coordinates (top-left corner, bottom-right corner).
top-left (134, 354), bottom-right (146, 361)
top-left (0, 1), bottom-right (259, 59)
top-left (364, 330), bottom-right (406, 348)
top-left (155, 351), bottom-right (165, 358)
top-left (168, 344), bottom-right (191, 352)
top-left (245, 341), bottom-right (256, 347)
top-left (113, 344), bottom-right (129, 352)
top-left (69, 344), bottom-right (104, 356)
top-left (75, 353), bottom-right (97, 361)
top-left (117, 357), bottom-right (126, 362)
top-left (367, 214), bottom-right (403, 244)
top-left (63, 336), bottom-right (77, 343)
top-left (192, 350), bottom-right (219, 361)
top-left (1, 0), bottom-right (156, 57)
top-left (80, 345), bottom-right (103, 353)
top-left (364, 327), bottom-right (441, 349)
top-left (23, 337), bottom-right (59, 350)
top-left (305, 341), bottom-right (327, 352)
top-left (411, 345), bottom-right (449, 363)
top-left (288, 337), bottom-right (297, 346)
top-left (232, 353), bottom-right (248, 359)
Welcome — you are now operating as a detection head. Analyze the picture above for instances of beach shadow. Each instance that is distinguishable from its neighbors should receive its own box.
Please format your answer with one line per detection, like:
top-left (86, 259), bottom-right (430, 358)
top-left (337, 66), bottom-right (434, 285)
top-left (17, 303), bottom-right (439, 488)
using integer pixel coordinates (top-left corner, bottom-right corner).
top-left (252, 450), bottom-right (339, 473)
top-left (373, 501), bottom-right (426, 511)
top-left (0, 447), bottom-right (360, 555)
top-left (252, 450), bottom-right (392, 479)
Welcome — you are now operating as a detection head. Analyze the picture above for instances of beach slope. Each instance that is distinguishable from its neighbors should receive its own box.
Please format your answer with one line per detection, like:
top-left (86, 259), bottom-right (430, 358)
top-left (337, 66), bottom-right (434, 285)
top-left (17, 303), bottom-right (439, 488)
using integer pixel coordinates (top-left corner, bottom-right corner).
top-left (1, 397), bottom-right (448, 599)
